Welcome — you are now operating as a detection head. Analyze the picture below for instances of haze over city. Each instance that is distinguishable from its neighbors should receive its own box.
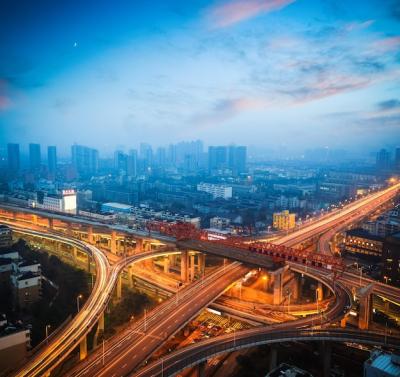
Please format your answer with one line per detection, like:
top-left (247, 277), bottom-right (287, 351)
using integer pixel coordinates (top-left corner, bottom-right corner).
top-left (1, 0), bottom-right (399, 155)
top-left (1, 2), bottom-right (400, 377)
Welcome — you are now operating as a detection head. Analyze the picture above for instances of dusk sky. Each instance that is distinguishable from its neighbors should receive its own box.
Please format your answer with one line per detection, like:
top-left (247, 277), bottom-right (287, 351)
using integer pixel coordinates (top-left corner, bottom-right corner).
top-left (0, 0), bottom-right (399, 155)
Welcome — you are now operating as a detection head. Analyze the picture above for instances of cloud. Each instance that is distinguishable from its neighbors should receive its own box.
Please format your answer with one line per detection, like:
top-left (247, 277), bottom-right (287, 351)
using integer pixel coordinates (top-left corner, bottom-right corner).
top-left (343, 20), bottom-right (374, 32)
top-left (372, 36), bottom-right (400, 53)
top-left (0, 95), bottom-right (11, 111)
top-left (378, 99), bottom-right (400, 111)
top-left (206, 0), bottom-right (295, 28)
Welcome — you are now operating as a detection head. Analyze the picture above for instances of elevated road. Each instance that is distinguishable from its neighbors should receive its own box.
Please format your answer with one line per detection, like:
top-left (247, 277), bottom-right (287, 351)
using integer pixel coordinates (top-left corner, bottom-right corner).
top-left (8, 225), bottom-right (181, 377)
top-left (67, 263), bottom-right (249, 377)
top-left (132, 328), bottom-right (400, 377)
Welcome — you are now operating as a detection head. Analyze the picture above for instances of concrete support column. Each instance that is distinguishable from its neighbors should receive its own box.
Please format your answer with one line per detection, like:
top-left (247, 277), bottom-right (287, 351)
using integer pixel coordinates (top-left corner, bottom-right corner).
top-left (269, 346), bottom-right (278, 371)
top-left (317, 282), bottom-right (324, 301)
top-left (181, 250), bottom-right (189, 283)
top-left (144, 241), bottom-right (151, 252)
top-left (135, 239), bottom-right (143, 253)
top-left (272, 265), bottom-right (289, 305)
top-left (116, 274), bottom-right (122, 300)
top-left (198, 360), bottom-right (206, 377)
top-left (164, 257), bottom-right (170, 274)
top-left (292, 275), bottom-right (300, 301)
top-left (98, 311), bottom-right (105, 332)
top-left (32, 214), bottom-right (38, 225)
top-left (321, 341), bottom-right (331, 377)
top-left (72, 247), bottom-right (78, 263)
top-left (359, 294), bottom-right (372, 330)
top-left (128, 266), bottom-right (134, 288)
top-left (198, 253), bottom-right (206, 275)
top-left (110, 231), bottom-right (117, 254)
top-left (87, 255), bottom-right (92, 274)
top-left (79, 336), bottom-right (88, 360)
top-left (190, 254), bottom-right (195, 281)
top-left (87, 226), bottom-right (94, 244)
top-left (169, 254), bottom-right (176, 267)
top-left (66, 224), bottom-right (73, 237)
top-left (48, 218), bottom-right (54, 229)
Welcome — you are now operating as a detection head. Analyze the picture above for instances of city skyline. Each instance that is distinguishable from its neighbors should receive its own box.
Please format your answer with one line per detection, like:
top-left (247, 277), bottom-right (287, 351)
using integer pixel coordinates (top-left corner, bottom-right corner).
top-left (1, 0), bottom-right (399, 153)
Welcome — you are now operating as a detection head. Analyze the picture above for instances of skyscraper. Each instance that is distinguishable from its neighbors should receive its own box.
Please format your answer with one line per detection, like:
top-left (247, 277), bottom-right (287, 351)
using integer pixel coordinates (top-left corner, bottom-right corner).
top-left (7, 143), bottom-right (20, 175)
top-left (376, 149), bottom-right (391, 171)
top-left (47, 146), bottom-right (57, 174)
top-left (395, 147), bottom-right (400, 170)
top-left (71, 144), bottom-right (99, 175)
top-left (127, 149), bottom-right (138, 177)
top-left (228, 145), bottom-right (247, 174)
top-left (29, 143), bottom-right (41, 171)
top-left (208, 146), bottom-right (228, 172)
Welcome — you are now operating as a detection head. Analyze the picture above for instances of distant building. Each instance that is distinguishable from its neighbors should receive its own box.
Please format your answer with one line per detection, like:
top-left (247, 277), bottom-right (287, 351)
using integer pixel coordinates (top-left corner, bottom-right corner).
top-left (0, 324), bottom-right (31, 373)
top-left (197, 183), bottom-right (232, 199)
top-left (0, 258), bottom-right (13, 282)
top-left (127, 149), bottom-right (138, 177)
top-left (228, 145), bottom-right (247, 174)
top-left (266, 363), bottom-right (313, 377)
top-left (208, 146), bottom-right (228, 172)
top-left (273, 210), bottom-right (296, 231)
top-left (376, 148), bottom-right (391, 171)
top-left (78, 210), bottom-right (117, 223)
top-left (71, 144), bottom-right (99, 175)
top-left (344, 228), bottom-right (384, 259)
top-left (382, 232), bottom-right (400, 287)
top-left (364, 350), bottom-right (400, 377)
top-left (29, 143), bottom-right (41, 171)
top-left (29, 190), bottom-right (77, 214)
top-left (0, 225), bottom-right (12, 248)
top-left (11, 271), bottom-right (42, 309)
top-left (47, 146), bottom-right (57, 174)
top-left (395, 147), bottom-right (400, 171)
top-left (210, 217), bottom-right (231, 230)
top-left (7, 143), bottom-right (20, 175)
top-left (101, 202), bottom-right (133, 214)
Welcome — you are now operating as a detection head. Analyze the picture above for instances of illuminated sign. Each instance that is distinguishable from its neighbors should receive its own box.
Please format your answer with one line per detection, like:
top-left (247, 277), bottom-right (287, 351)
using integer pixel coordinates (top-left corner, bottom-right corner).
top-left (62, 189), bottom-right (76, 196)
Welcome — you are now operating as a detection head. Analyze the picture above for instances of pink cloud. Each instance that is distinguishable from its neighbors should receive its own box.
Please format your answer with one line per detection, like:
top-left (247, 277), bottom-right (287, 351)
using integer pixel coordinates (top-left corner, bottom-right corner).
top-left (372, 36), bottom-right (400, 52)
top-left (207, 0), bottom-right (296, 28)
top-left (344, 20), bottom-right (374, 32)
top-left (0, 96), bottom-right (11, 111)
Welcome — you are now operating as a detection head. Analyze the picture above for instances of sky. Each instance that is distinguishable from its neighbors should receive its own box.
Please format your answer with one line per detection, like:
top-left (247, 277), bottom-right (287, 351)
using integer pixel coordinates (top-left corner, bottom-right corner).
top-left (0, 0), bottom-right (399, 156)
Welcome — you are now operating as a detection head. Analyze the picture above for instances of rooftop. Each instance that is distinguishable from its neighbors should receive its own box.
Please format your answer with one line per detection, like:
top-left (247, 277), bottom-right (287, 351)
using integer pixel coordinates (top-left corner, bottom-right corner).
top-left (102, 202), bottom-right (133, 210)
top-left (346, 228), bottom-right (384, 242)
top-left (365, 351), bottom-right (400, 376)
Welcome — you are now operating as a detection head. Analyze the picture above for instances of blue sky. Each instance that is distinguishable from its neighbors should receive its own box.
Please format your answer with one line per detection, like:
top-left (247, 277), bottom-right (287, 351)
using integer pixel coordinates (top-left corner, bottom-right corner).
top-left (0, 0), bottom-right (399, 155)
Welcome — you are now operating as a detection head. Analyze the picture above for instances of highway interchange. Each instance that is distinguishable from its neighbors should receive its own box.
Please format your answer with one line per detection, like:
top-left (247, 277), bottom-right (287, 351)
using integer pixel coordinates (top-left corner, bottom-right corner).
top-left (1, 181), bottom-right (399, 377)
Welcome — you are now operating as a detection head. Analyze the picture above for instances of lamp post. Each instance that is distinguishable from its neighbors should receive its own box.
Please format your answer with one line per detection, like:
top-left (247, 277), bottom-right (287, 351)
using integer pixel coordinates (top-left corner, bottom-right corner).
top-left (76, 294), bottom-right (83, 313)
top-left (287, 292), bottom-right (292, 314)
top-left (45, 324), bottom-right (51, 344)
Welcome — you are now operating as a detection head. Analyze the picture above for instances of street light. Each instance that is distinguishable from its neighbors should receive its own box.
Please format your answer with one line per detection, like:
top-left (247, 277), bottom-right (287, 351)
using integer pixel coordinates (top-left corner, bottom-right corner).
top-left (45, 324), bottom-right (51, 344)
top-left (76, 294), bottom-right (83, 313)
top-left (287, 292), bottom-right (292, 314)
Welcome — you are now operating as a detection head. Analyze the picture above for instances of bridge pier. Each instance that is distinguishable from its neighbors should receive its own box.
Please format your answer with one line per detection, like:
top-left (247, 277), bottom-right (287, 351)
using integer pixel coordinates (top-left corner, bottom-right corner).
top-left (269, 346), bottom-right (278, 371)
top-left (321, 341), bottom-right (331, 377)
top-left (272, 265), bottom-right (289, 305)
top-left (135, 238), bottom-right (143, 253)
top-left (198, 253), bottom-right (206, 275)
top-left (32, 214), bottom-right (38, 226)
top-left (181, 251), bottom-right (189, 283)
top-left (358, 284), bottom-right (374, 330)
top-left (164, 257), bottom-right (170, 274)
top-left (169, 254), bottom-right (177, 267)
top-left (116, 274), bottom-right (122, 300)
top-left (197, 360), bottom-right (206, 377)
top-left (190, 254), bottom-right (195, 281)
top-left (79, 336), bottom-right (88, 360)
top-left (317, 282), bottom-right (324, 301)
top-left (87, 226), bottom-right (94, 244)
top-left (110, 231), bottom-right (117, 254)
top-left (48, 218), bottom-right (53, 229)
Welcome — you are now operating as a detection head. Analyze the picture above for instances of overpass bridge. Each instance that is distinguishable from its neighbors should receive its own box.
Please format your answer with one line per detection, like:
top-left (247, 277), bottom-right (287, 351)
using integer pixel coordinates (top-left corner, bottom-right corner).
top-left (132, 328), bottom-right (400, 377)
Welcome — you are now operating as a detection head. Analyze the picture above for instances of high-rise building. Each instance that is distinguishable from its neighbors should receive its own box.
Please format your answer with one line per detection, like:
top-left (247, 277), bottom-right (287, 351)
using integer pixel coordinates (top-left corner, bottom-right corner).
top-left (127, 149), bottom-right (138, 177)
top-left (273, 210), bottom-right (296, 231)
top-left (71, 144), bottom-right (99, 175)
top-left (29, 143), bottom-right (41, 171)
top-left (7, 143), bottom-right (20, 174)
top-left (114, 150), bottom-right (127, 173)
top-left (140, 143), bottom-right (153, 168)
top-left (376, 148), bottom-right (391, 171)
top-left (228, 145), bottom-right (247, 174)
top-left (208, 146), bottom-right (228, 172)
top-left (47, 146), bottom-right (57, 174)
top-left (395, 147), bottom-right (400, 170)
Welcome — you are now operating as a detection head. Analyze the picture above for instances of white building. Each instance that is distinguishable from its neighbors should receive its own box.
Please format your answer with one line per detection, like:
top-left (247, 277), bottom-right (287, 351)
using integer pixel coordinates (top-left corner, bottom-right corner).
top-left (197, 183), bottom-right (232, 199)
top-left (29, 190), bottom-right (77, 215)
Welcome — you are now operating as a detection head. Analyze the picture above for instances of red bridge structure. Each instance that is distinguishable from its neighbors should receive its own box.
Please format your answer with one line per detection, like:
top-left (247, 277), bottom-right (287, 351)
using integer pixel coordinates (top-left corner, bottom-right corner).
top-left (146, 221), bottom-right (345, 272)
